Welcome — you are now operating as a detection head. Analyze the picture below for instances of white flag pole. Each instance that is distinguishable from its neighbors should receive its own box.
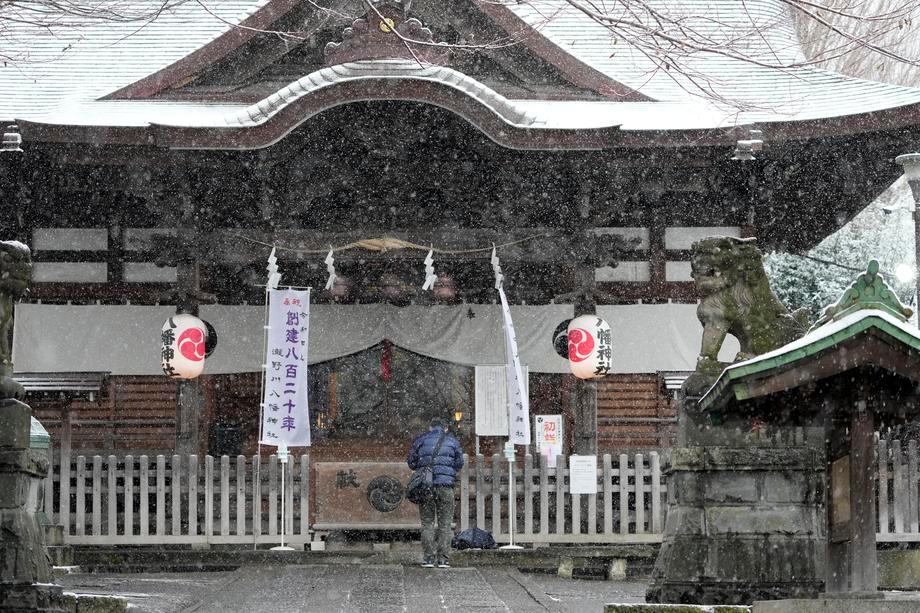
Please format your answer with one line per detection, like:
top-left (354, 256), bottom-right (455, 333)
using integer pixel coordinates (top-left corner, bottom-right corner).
top-left (493, 248), bottom-right (524, 551)
top-left (255, 247), bottom-right (280, 550)
top-left (270, 443), bottom-right (294, 551)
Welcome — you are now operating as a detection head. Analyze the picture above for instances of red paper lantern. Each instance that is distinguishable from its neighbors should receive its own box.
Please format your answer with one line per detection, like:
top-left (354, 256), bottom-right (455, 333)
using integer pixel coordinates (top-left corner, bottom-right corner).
top-left (567, 315), bottom-right (612, 379)
top-left (161, 314), bottom-right (208, 379)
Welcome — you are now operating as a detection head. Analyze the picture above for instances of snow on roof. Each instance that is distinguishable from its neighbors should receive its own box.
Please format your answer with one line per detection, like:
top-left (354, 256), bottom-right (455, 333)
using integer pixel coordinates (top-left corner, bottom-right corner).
top-left (3, 0), bottom-right (920, 132)
top-left (0, 1), bottom-right (269, 121)
top-left (700, 308), bottom-right (920, 409)
top-left (723, 308), bottom-right (920, 374)
top-left (508, 0), bottom-right (920, 123)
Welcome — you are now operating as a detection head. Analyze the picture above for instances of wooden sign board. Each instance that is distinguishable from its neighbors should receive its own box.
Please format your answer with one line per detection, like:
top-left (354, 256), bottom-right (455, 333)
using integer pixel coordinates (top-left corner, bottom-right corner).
top-left (313, 462), bottom-right (420, 528)
top-left (475, 364), bottom-right (528, 436)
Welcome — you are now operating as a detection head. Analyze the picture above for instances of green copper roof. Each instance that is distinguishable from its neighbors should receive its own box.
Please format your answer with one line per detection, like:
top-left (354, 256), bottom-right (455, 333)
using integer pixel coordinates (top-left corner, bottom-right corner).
top-left (810, 260), bottom-right (912, 329)
top-left (700, 262), bottom-right (920, 413)
top-left (700, 308), bottom-right (920, 412)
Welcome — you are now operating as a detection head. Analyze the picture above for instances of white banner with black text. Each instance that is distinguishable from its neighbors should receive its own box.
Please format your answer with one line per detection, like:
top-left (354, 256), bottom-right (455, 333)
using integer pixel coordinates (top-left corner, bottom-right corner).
top-left (260, 289), bottom-right (311, 447)
top-left (499, 287), bottom-right (531, 445)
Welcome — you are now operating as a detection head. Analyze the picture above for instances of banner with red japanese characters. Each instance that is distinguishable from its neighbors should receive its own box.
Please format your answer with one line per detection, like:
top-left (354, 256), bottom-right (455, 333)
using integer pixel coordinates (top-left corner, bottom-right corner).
top-left (260, 288), bottom-right (311, 447)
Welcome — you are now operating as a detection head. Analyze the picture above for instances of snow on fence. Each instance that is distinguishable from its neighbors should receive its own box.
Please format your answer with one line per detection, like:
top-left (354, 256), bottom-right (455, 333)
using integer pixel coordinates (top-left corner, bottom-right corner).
top-left (42, 451), bottom-right (667, 547)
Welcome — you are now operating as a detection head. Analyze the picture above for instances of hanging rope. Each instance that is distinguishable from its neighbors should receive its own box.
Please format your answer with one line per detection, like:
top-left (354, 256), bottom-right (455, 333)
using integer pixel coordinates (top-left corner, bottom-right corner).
top-left (226, 231), bottom-right (548, 256)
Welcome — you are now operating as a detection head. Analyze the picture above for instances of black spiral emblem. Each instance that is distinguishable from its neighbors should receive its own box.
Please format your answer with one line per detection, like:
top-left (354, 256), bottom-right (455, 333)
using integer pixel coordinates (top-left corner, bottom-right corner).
top-left (366, 476), bottom-right (404, 513)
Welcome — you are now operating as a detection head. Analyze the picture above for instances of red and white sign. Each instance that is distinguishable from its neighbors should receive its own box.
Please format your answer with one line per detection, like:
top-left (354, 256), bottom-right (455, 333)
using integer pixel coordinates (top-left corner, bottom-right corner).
top-left (535, 415), bottom-right (563, 468)
top-left (567, 315), bottom-right (612, 379)
top-left (161, 314), bottom-right (207, 379)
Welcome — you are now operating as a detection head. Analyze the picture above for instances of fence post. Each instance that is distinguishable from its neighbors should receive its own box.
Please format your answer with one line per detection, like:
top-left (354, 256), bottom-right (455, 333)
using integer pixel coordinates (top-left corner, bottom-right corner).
top-left (491, 454), bottom-right (502, 538)
top-left (475, 454), bottom-right (485, 530)
top-left (252, 454), bottom-right (261, 542)
top-left (92, 455), bottom-right (102, 536)
top-left (75, 455), bottom-right (85, 537)
top-left (651, 451), bottom-right (662, 533)
top-left (156, 455), bottom-right (166, 537)
top-left (587, 460), bottom-right (597, 536)
top-left (524, 453), bottom-right (534, 536)
top-left (602, 454), bottom-right (613, 534)
top-left (269, 455), bottom-right (278, 537)
top-left (569, 454), bottom-right (580, 535)
top-left (460, 454), bottom-right (470, 532)
top-left (107, 455), bottom-right (117, 537)
top-left (188, 455), bottom-right (198, 537)
top-left (909, 440), bottom-right (918, 533)
top-left (299, 451), bottom-right (310, 540)
top-left (300, 452), bottom-right (309, 539)
top-left (124, 455), bottom-right (134, 537)
top-left (894, 440), bottom-right (905, 533)
top-left (618, 453), bottom-right (629, 535)
top-left (635, 453), bottom-right (646, 534)
top-left (555, 454), bottom-right (565, 535)
top-left (172, 455), bottom-right (181, 536)
top-left (221, 455), bottom-right (230, 537)
top-left (539, 454), bottom-right (549, 538)
top-left (285, 453), bottom-right (294, 538)
top-left (236, 456), bottom-right (246, 536)
top-left (205, 455), bottom-right (214, 540)
top-left (139, 455), bottom-right (149, 537)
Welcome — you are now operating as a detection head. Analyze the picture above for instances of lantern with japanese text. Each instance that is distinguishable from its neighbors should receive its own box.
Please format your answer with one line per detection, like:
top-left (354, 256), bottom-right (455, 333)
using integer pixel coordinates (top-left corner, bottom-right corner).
top-left (567, 315), bottom-right (612, 379)
top-left (161, 314), bottom-right (210, 379)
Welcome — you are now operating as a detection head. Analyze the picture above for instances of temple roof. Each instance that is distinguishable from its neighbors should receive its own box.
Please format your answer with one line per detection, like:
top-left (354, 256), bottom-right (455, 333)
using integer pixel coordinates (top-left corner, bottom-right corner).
top-left (4, 0), bottom-right (920, 148)
top-left (700, 308), bottom-right (920, 412)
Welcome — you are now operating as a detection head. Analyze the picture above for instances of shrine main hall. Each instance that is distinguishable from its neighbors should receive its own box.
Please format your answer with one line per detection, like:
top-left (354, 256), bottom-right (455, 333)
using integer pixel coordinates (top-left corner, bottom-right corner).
top-left (3, 0), bottom-right (920, 461)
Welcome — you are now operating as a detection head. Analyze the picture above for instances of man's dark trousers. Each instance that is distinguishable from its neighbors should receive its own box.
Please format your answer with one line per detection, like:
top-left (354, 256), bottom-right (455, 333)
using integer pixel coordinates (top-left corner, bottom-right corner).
top-left (421, 486), bottom-right (454, 560)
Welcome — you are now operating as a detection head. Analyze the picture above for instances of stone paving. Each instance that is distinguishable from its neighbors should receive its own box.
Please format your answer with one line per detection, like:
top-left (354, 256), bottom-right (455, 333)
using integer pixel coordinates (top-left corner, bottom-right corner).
top-left (55, 564), bottom-right (648, 612)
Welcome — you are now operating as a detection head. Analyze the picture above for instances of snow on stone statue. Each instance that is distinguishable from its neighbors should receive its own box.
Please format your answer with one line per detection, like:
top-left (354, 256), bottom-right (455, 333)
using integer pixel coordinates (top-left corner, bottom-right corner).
top-left (0, 240), bottom-right (32, 400)
top-left (684, 236), bottom-right (808, 395)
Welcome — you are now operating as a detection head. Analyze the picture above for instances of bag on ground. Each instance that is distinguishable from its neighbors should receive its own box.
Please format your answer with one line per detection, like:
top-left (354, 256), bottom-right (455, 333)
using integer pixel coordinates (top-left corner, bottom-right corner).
top-left (451, 527), bottom-right (498, 550)
top-left (406, 465), bottom-right (434, 504)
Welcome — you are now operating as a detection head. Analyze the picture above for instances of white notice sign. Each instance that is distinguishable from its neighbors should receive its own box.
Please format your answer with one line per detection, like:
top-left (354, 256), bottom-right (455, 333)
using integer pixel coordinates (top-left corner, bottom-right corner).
top-left (475, 364), bottom-right (529, 437)
top-left (535, 415), bottom-right (563, 468)
top-left (568, 455), bottom-right (598, 495)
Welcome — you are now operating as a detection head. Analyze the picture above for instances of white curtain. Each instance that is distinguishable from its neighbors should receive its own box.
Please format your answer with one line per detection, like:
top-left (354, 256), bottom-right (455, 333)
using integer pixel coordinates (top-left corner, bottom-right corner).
top-left (13, 302), bottom-right (737, 376)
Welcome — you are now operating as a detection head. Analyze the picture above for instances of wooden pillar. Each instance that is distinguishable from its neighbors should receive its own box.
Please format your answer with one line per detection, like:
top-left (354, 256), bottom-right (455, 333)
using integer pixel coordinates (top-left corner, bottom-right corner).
top-left (848, 407), bottom-right (878, 593)
top-left (174, 161), bottom-right (204, 457)
top-left (572, 179), bottom-right (597, 456)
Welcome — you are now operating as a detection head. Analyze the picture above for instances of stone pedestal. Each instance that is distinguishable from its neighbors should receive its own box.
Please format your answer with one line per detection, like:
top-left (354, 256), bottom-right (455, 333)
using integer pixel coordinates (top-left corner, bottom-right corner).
top-left (646, 395), bottom-right (825, 605)
top-left (0, 398), bottom-right (65, 612)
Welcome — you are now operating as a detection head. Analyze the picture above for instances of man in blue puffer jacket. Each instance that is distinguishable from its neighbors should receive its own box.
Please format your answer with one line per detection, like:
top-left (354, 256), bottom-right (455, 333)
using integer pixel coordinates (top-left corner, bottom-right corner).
top-left (408, 417), bottom-right (464, 568)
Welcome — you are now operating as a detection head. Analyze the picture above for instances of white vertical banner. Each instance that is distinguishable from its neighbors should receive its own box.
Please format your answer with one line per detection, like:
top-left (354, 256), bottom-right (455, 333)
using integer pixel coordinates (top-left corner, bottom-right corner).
top-left (260, 288), bottom-right (311, 447)
top-left (498, 287), bottom-right (530, 445)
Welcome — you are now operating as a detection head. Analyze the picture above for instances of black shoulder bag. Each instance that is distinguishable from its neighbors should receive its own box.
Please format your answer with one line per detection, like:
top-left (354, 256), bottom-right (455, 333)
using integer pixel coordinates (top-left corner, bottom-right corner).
top-left (406, 432), bottom-right (447, 505)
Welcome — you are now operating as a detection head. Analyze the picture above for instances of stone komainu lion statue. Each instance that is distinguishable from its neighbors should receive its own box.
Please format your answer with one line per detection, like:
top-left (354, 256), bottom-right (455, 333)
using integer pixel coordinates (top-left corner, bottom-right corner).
top-left (1, 240), bottom-right (32, 401)
top-left (691, 236), bottom-right (807, 380)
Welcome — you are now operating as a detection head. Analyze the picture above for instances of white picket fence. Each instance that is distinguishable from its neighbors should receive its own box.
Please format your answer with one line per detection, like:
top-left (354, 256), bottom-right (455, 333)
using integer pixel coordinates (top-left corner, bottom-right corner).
top-left (457, 452), bottom-right (666, 544)
top-left (877, 437), bottom-right (920, 542)
top-left (42, 451), bottom-right (666, 547)
top-left (44, 453), bottom-right (312, 547)
top-left (43, 439), bottom-right (920, 547)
